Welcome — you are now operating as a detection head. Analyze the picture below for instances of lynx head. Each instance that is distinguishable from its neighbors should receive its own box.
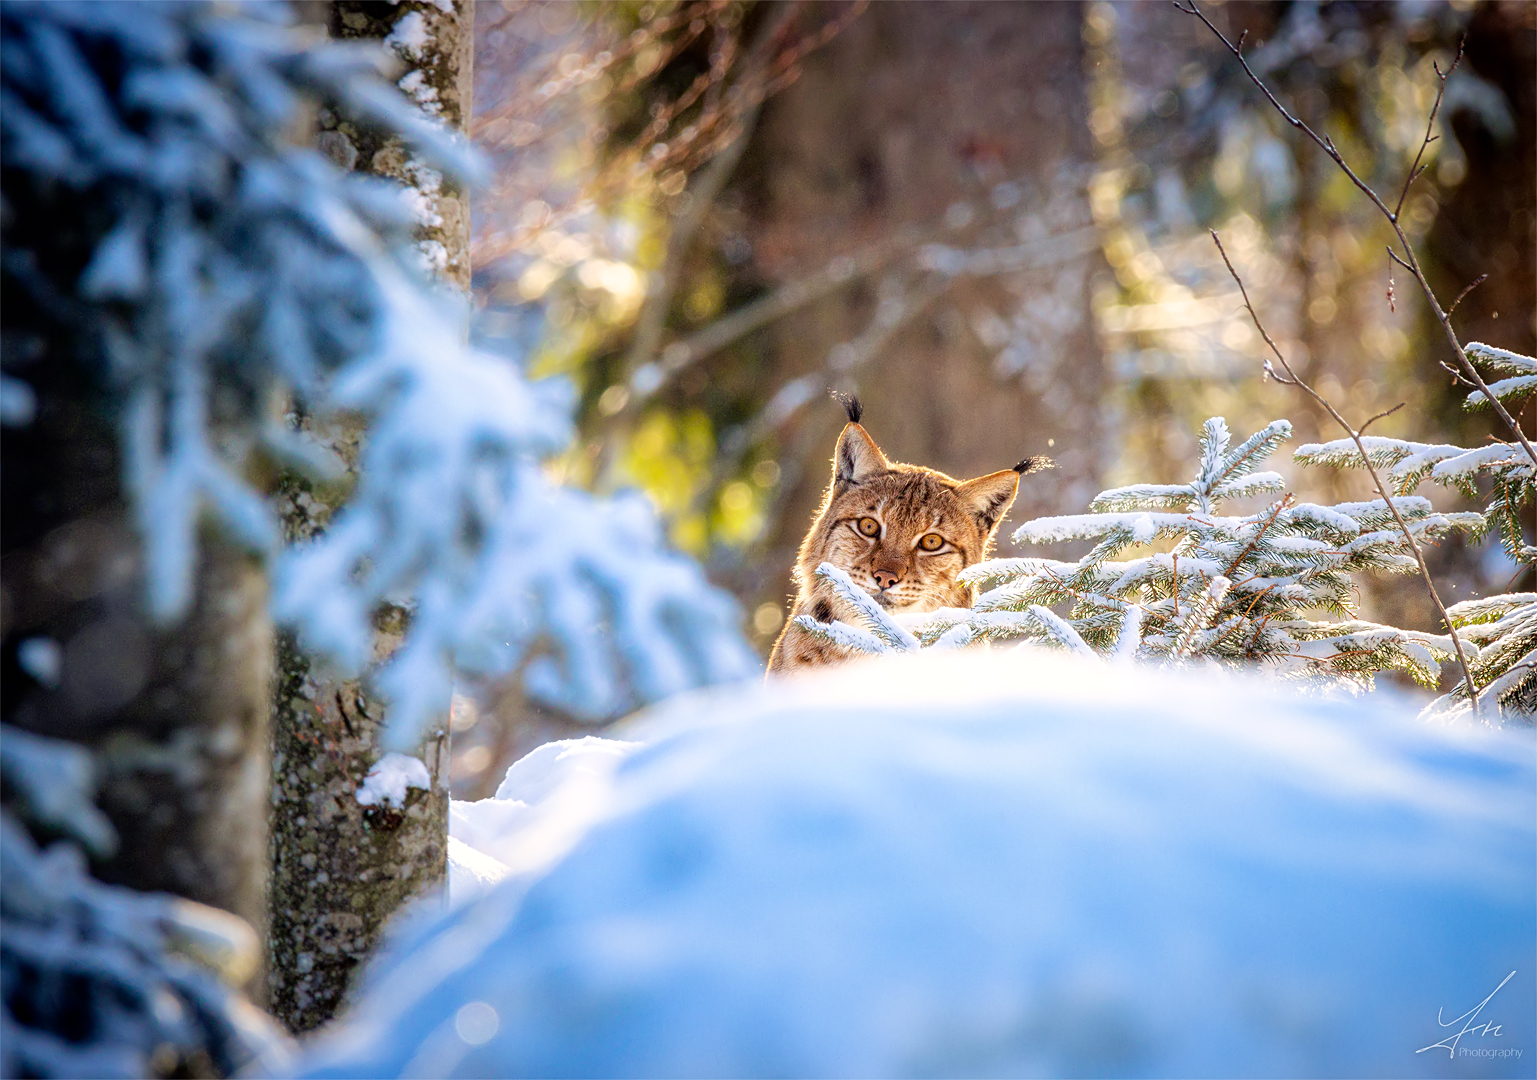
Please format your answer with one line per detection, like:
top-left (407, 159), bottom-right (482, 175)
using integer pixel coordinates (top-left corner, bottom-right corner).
top-left (797, 394), bottom-right (1053, 614)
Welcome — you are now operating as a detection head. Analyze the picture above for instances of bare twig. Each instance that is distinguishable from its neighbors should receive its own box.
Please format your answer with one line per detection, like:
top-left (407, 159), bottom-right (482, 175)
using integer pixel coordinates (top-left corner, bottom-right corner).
top-left (624, 230), bottom-right (914, 410)
top-left (1447, 273), bottom-right (1488, 316)
top-left (1175, 1), bottom-right (1537, 472)
top-left (1171, 553), bottom-right (1179, 618)
top-left (1393, 37), bottom-right (1464, 220)
top-left (1357, 401), bottom-right (1406, 436)
top-left (1212, 230), bottom-right (1481, 717)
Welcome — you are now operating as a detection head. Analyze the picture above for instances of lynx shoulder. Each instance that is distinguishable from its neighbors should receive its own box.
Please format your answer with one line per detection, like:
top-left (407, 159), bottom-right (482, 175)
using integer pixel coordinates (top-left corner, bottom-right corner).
top-left (767, 396), bottom-right (1052, 674)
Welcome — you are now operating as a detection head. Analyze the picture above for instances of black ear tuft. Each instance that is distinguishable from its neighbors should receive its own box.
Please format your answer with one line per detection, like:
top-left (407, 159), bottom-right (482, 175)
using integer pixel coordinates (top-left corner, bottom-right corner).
top-left (1014, 456), bottom-right (1056, 475)
top-left (830, 390), bottom-right (862, 424)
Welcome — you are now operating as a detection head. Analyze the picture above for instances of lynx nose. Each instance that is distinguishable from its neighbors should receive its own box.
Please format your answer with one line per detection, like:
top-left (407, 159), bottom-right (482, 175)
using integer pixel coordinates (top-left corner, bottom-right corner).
top-left (872, 568), bottom-right (901, 591)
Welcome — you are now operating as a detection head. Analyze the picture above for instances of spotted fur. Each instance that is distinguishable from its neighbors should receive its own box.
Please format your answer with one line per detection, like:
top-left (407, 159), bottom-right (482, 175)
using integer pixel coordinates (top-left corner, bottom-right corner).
top-left (768, 402), bottom-right (1051, 674)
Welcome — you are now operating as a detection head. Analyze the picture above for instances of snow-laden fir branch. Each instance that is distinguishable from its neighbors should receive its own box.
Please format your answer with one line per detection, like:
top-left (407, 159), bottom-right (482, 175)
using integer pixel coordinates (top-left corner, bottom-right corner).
top-left (1019, 605), bottom-right (1095, 657)
top-left (791, 614), bottom-right (894, 656)
top-left (812, 563), bottom-right (921, 650)
top-left (1464, 342), bottom-right (1537, 409)
top-left (1113, 605), bottom-right (1144, 662)
top-left (884, 417), bottom-right (1484, 689)
top-left (1294, 342), bottom-right (1534, 571)
top-left (1290, 340), bottom-right (1533, 720)
top-left (1422, 595), bottom-right (1537, 722)
top-left (1, 727), bottom-right (291, 1078)
top-left (2, 2), bottom-right (757, 746)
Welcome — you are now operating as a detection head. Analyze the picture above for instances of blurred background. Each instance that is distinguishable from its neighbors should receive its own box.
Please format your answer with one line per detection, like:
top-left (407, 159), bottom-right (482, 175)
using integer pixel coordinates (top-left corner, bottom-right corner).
top-left (451, 0), bottom-right (1535, 795)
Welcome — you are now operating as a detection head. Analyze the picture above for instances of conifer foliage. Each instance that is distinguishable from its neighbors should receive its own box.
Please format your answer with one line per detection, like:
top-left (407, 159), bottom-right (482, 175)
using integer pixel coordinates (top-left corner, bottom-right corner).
top-left (0, 1), bottom-right (755, 747)
top-left (1, 728), bottom-right (290, 1078)
top-left (798, 417), bottom-right (1482, 690)
top-left (1295, 342), bottom-right (1536, 720)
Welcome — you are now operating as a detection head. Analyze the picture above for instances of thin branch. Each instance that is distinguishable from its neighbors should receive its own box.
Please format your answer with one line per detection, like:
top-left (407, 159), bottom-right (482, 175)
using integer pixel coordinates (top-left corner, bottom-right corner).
top-left (623, 230), bottom-right (913, 411)
top-left (1176, 1), bottom-right (1537, 472)
top-left (1211, 230), bottom-right (1481, 717)
top-left (1393, 36), bottom-right (1464, 220)
top-left (1171, 553), bottom-right (1179, 618)
top-left (1170, 1), bottom-right (1396, 218)
top-left (1447, 273), bottom-right (1488, 315)
top-left (1357, 401), bottom-right (1405, 436)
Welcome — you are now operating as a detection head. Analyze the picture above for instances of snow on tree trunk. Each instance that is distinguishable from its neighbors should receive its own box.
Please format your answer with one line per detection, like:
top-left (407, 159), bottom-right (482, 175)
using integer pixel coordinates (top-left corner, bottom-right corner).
top-left (324, 1), bottom-right (473, 292)
top-left (266, 0), bottom-right (472, 1034)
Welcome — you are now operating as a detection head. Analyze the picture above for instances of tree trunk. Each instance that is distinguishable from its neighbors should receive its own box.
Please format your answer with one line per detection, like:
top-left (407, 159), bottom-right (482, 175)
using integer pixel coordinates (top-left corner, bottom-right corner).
top-left (729, 1), bottom-right (1109, 624)
top-left (266, 0), bottom-right (471, 1034)
top-left (0, 358), bottom-right (272, 956)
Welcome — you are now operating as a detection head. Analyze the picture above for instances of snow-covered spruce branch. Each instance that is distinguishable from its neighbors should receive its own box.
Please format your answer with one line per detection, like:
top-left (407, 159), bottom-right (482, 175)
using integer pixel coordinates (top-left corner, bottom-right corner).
top-left (1, 727), bottom-right (290, 1078)
top-left (792, 563), bottom-right (920, 654)
top-left (1207, 229), bottom-right (1485, 715)
top-left (793, 565), bottom-right (1096, 661)
top-left (1295, 341), bottom-right (1536, 565)
top-left (1, 2), bottom-right (756, 747)
top-left (1292, 344), bottom-right (1534, 721)
top-left (1464, 342), bottom-right (1537, 411)
top-left (1421, 593), bottom-right (1537, 722)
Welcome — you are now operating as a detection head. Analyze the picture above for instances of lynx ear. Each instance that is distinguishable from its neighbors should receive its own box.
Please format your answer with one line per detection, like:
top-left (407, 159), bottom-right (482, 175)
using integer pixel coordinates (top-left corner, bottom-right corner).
top-left (954, 469), bottom-right (1021, 533)
top-left (834, 423), bottom-right (890, 486)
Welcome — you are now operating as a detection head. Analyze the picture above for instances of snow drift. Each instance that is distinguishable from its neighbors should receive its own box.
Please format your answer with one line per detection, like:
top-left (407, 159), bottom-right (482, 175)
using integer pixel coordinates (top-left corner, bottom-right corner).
top-left (298, 649), bottom-right (1535, 1078)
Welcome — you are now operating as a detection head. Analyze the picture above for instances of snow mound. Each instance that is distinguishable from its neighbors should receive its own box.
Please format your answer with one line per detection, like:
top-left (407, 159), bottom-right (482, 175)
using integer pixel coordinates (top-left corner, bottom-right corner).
top-left (447, 736), bottom-right (640, 905)
top-left (445, 837), bottom-right (510, 899)
top-left (296, 650), bottom-right (1535, 1078)
top-left (493, 734), bottom-right (640, 805)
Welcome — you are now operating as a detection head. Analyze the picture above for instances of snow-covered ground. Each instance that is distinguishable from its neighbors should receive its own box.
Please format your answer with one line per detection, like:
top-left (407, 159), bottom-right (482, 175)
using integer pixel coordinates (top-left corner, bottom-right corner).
top-left (299, 649), bottom-right (1534, 1078)
top-left (446, 735), bottom-right (639, 900)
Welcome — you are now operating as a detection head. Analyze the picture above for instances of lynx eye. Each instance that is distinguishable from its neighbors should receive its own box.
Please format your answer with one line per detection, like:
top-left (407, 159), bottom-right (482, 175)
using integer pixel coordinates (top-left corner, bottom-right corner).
top-left (855, 516), bottom-right (881, 537)
top-left (918, 533), bottom-right (945, 552)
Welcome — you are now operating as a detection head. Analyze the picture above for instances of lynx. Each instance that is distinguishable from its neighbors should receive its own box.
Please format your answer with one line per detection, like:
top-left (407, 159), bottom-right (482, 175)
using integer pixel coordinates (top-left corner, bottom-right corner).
top-left (768, 396), bottom-right (1051, 674)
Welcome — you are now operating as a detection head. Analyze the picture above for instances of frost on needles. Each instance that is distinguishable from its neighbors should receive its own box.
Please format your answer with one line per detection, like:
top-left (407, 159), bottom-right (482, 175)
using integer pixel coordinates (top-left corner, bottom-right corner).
top-left (0, 1), bottom-right (756, 747)
top-left (1, 727), bottom-right (291, 1078)
top-left (1295, 342), bottom-right (1536, 720)
top-left (798, 416), bottom-right (1484, 691)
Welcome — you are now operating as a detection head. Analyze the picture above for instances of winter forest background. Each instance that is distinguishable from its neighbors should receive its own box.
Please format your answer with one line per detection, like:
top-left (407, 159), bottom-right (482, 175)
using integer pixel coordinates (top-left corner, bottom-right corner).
top-left (2, 1), bottom-right (1534, 1078)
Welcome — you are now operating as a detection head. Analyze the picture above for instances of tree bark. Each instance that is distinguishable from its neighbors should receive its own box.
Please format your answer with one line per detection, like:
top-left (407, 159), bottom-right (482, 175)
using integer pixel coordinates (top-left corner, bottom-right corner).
top-left (266, 0), bottom-right (471, 1034)
top-left (0, 356), bottom-right (272, 958)
top-left (728, 1), bottom-right (1109, 628)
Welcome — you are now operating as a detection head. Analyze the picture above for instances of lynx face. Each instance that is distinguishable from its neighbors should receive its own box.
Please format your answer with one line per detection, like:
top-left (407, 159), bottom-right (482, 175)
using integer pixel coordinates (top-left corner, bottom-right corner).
top-left (768, 401), bottom-right (1050, 674)
top-left (812, 467), bottom-right (998, 614)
